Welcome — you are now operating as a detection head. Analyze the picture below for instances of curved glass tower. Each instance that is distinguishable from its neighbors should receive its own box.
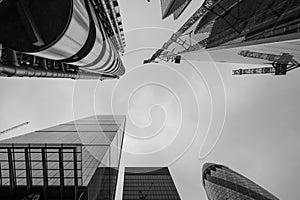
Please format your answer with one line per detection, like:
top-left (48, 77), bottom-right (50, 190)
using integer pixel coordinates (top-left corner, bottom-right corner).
top-left (202, 163), bottom-right (279, 200)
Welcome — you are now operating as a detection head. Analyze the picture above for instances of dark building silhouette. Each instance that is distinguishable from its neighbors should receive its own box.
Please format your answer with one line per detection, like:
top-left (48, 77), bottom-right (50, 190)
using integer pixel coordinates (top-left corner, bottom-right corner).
top-left (0, 115), bottom-right (125, 200)
top-left (202, 163), bottom-right (280, 200)
top-left (123, 167), bottom-right (181, 200)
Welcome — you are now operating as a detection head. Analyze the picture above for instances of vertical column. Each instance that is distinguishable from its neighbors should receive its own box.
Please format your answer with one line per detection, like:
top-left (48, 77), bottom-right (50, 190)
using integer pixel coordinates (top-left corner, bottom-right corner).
top-left (0, 148), bottom-right (3, 186)
top-left (58, 148), bottom-right (64, 200)
top-left (117, 129), bottom-right (119, 168)
top-left (25, 147), bottom-right (32, 192)
top-left (0, 43), bottom-right (2, 60)
top-left (73, 147), bottom-right (78, 200)
top-left (7, 147), bottom-right (15, 199)
top-left (41, 147), bottom-right (48, 200)
top-left (108, 147), bottom-right (111, 199)
top-left (0, 155), bottom-right (2, 186)
top-left (80, 146), bottom-right (83, 185)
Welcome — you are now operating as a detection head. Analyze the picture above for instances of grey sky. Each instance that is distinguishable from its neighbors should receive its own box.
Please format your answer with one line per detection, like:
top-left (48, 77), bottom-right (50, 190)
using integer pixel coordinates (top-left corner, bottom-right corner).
top-left (0, 0), bottom-right (300, 200)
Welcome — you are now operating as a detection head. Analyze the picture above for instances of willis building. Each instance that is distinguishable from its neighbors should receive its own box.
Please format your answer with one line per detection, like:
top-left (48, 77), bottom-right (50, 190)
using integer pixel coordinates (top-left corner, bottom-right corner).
top-left (0, 115), bottom-right (125, 200)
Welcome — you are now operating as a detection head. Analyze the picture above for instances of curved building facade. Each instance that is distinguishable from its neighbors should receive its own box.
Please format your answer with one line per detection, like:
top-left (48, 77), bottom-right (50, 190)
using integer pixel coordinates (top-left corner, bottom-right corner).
top-left (0, 0), bottom-right (126, 79)
top-left (202, 163), bottom-right (279, 200)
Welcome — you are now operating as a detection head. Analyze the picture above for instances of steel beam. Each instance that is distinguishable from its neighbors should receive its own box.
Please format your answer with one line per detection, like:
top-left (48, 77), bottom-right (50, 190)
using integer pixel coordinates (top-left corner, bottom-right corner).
top-left (73, 148), bottom-right (78, 200)
top-left (0, 63), bottom-right (118, 80)
top-left (58, 148), bottom-right (64, 200)
top-left (7, 148), bottom-right (15, 199)
top-left (41, 148), bottom-right (48, 200)
top-left (0, 156), bottom-right (2, 186)
top-left (25, 147), bottom-right (32, 193)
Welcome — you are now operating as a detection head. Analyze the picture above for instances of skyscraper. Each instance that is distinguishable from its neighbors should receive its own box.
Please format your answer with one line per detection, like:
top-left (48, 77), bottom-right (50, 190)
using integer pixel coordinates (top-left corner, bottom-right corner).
top-left (123, 167), bottom-right (181, 200)
top-left (202, 163), bottom-right (280, 200)
top-left (0, 115), bottom-right (125, 200)
top-left (0, 0), bottom-right (126, 79)
top-left (146, 0), bottom-right (300, 69)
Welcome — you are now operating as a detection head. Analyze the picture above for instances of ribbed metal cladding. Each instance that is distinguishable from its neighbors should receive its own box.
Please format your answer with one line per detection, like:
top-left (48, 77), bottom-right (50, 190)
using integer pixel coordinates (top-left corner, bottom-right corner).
top-left (202, 163), bottom-right (280, 200)
top-left (0, 0), bottom-right (125, 78)
top-left (29, 0), bottom-right (91, 60)
top-left (69, 0), bottom-right (125, 77)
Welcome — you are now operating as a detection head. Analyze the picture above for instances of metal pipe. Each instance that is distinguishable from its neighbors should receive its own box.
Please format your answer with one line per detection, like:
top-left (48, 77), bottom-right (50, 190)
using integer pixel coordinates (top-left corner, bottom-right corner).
top-left (0, 63), bottom-right (117, 80)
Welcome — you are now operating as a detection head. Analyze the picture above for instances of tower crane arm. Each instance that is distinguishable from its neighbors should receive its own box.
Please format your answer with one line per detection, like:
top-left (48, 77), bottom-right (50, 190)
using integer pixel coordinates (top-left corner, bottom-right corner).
top-left (0, 121), bottom-right (29, 134)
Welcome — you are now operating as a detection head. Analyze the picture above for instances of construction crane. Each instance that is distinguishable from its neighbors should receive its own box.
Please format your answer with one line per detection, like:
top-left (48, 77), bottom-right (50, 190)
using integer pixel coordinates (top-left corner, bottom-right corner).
top-left (0, 121), bottom-right (29, 134)
top-left (233, 51), bottom-right (300, 76)
top-left (143, 48), bottom-right (181, 64)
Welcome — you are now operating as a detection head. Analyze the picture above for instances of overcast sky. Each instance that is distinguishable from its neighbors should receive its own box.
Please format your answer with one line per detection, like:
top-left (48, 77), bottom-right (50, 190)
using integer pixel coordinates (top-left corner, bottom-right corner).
top-left (0, 0), bottom-right (300, 200)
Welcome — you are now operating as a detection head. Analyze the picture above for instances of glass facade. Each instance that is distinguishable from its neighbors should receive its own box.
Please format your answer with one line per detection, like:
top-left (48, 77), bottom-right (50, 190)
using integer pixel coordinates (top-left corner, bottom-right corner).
top-left (193, 0), bottom-right (300, 49)
top-left (148, 0), bottom-right (300, 62)
top-left (160, 0), bottom-right (192, 20)
top-left (123, 167), bottom-right (181, 200)
top-left (0, 115), bottom-right (125, 200)
top-left (202, 163), bottom-right (280, 200)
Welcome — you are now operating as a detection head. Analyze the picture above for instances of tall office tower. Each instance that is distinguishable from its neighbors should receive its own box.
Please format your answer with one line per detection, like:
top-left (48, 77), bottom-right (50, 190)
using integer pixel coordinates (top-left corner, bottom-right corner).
top-left (123, 167), bottom-right (181, 200)
top-left (0, 0), bottom-right (126, 80)
top-left (146, 0), bottom-right (300, 75)
top-left (160, 0), bottom-right (192, 20)
top-left (202, 163), bottom-right (280, 200)
top-left (0, 115), bottom-right (125, 200)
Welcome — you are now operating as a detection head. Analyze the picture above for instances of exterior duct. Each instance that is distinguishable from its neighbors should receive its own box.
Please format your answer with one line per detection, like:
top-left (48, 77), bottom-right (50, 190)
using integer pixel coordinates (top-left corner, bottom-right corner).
top-left (0, 63), bottom-right (117, 80)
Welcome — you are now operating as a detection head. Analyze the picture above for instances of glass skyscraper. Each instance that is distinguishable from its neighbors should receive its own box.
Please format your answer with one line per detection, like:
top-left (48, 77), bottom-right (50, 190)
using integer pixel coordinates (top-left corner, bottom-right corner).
top-left (146, 0), bottom-right (300, 67)
top-left (202, 163), bottom-right (280, 200)
top-left (0, 115), bottom-right (125, 200)
top-left (160, 0), bottom-right (192, 20)
top-left (123, 167), bottom-right (181, 200)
